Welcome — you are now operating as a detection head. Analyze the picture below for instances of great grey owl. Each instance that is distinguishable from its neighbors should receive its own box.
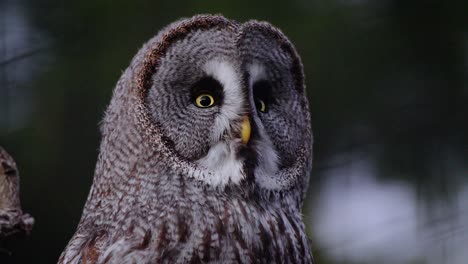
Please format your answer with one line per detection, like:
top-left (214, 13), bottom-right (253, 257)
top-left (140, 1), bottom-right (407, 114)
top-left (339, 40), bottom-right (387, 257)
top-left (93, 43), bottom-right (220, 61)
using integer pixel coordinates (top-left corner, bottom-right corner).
top-left (59, 15), bottom-right (313, 264)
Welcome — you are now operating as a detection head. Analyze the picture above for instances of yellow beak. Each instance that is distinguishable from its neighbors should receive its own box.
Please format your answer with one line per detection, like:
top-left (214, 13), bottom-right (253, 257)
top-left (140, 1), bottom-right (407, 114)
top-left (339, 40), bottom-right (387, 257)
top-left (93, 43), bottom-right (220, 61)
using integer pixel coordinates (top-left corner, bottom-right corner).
top-left (240, 116), bottom-right (251, 144)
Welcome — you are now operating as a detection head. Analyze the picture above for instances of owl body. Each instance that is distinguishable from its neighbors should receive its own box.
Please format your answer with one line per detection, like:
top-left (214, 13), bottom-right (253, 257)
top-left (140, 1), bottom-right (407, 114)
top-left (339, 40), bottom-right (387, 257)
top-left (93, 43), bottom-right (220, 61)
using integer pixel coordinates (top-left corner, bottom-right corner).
top-left (60, 15), bottom-right (313, 263)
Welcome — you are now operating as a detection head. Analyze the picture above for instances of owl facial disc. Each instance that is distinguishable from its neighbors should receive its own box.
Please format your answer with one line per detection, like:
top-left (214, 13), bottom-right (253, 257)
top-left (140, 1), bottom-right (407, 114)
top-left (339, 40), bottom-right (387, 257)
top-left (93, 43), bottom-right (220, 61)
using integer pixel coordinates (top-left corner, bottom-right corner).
top-left (144, 19), bottom-right (310, 192)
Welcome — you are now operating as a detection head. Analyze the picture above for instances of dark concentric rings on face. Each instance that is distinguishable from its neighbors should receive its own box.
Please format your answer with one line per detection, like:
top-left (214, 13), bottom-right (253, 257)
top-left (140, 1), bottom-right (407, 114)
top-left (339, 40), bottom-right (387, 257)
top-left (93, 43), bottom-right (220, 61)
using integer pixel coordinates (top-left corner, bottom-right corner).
top-left (137, 16), bottom-right (309, 185)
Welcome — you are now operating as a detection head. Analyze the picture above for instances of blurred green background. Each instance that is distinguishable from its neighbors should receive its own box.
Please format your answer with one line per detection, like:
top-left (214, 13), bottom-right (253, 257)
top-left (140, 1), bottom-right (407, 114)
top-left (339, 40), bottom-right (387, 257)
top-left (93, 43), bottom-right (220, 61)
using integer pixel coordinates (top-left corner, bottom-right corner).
top-left (0, 0), bottom-right (467, 263)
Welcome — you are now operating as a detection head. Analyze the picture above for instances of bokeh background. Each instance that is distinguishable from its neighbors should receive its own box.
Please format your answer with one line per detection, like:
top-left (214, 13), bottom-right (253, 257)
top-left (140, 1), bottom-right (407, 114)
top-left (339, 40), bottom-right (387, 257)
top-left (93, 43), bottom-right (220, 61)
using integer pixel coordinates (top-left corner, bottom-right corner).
top-left (1, 0), bottom-right (467, 263)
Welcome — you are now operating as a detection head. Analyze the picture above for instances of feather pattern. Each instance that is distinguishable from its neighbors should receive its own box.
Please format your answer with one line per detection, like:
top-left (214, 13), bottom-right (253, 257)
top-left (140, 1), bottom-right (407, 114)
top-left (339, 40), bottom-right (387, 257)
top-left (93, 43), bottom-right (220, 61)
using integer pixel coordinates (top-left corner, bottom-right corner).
top-left (59, 15), bottom-right (313, 264)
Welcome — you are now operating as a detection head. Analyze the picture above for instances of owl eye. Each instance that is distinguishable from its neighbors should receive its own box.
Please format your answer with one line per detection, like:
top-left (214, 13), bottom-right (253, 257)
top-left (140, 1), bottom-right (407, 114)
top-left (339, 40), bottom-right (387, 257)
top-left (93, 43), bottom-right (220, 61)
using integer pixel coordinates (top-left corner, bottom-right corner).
top-left (195, 94), bottom-right (215, 108)
top-left (253, 80), bottom-right (272, 113)
top-left (255, 99), bottom-right (267, 112)
top-left (191, 76), bottom-right (224, 108)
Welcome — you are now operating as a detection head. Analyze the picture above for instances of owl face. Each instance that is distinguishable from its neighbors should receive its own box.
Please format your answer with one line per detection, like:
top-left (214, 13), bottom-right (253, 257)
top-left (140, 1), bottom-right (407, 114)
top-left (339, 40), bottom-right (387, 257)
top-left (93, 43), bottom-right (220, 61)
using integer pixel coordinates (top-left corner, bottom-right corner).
top-left (144, 16), bottom-right (311, 190)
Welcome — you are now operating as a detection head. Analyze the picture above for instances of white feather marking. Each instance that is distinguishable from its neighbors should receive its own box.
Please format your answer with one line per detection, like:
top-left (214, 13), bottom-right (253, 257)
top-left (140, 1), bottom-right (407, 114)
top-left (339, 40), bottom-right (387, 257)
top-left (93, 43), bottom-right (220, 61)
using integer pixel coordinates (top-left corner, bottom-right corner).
top-left (196, 141), bottom-right (245, 186)
top-left (194, 59), bottom-right (246, 187)
top-left (248, 63), bottom-right (267, 86)
top-left (203, 59), bottom-right (244, 141)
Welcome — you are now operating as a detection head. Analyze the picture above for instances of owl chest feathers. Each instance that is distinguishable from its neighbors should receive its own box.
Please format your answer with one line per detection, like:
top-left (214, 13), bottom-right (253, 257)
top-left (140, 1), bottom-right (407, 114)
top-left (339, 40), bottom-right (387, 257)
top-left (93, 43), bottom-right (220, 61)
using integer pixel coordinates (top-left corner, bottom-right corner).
top-left (64, 180), bottom-right (311, 264)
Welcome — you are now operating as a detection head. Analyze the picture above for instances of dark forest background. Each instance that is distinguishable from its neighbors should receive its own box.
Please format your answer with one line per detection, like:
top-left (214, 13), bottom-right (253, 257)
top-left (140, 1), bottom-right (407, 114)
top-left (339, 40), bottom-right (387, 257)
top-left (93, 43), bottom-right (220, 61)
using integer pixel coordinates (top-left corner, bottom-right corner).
top-left (0, 0), bottom-right (467, 263)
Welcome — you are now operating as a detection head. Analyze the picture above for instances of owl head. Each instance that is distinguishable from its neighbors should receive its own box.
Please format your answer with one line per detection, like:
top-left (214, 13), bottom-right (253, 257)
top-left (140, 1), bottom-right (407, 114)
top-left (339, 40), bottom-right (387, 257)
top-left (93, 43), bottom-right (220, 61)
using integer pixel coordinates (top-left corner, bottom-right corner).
top-left (100, 15), bottom-right (312, 205)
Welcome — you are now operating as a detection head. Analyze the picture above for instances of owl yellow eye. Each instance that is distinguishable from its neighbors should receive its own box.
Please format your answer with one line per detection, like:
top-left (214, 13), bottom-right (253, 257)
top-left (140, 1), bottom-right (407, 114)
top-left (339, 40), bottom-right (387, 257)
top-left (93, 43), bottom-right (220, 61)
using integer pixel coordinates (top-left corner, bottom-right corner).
top-left (253, 80), bottom-right (271, 113)
top-left (195, 94), bottom-right (215, 108)
top-left (256, 99), bottom-right (267, 112)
